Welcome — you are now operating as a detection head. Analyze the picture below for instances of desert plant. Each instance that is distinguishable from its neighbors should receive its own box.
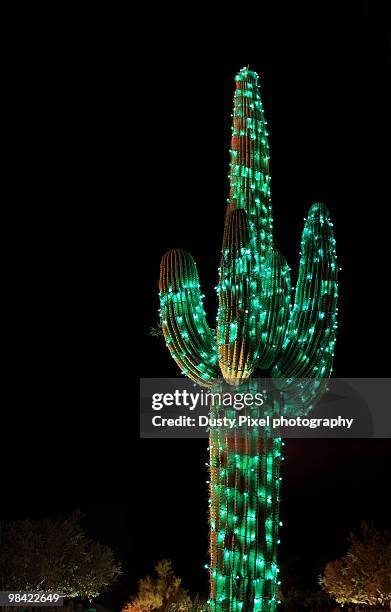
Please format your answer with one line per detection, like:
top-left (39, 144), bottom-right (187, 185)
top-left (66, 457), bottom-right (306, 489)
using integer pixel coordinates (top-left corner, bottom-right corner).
top-left (320, 522), bottom-right (391, 608)
top-left (158, 67), bottom-right (338, 611)
top-left (0, 510), bottom-right (122, 600)
top-left (123, 560), bottom-right (190, 612)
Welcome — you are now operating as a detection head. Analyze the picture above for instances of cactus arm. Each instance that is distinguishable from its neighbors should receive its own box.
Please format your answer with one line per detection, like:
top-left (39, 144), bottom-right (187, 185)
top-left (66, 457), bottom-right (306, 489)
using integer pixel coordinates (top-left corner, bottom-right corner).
top-left (272, 202), bottom-right (338, 379)
top-left (257, 250), bottom-right (292, 370)
top-left (159, 249), bottom-right (219, 386)
top-left (217, 209), bottom-right (260, 385)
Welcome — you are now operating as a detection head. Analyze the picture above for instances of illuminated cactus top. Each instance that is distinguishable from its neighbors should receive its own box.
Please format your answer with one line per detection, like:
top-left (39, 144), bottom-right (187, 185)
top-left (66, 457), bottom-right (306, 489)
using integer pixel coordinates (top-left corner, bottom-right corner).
top-left (159, 67), bottom-right (338, 386)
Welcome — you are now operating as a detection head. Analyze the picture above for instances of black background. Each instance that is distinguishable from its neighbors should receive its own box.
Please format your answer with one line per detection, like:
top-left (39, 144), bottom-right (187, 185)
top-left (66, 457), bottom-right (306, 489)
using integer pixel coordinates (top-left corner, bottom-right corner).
top-left (9, 0), bottom-right (391, 606)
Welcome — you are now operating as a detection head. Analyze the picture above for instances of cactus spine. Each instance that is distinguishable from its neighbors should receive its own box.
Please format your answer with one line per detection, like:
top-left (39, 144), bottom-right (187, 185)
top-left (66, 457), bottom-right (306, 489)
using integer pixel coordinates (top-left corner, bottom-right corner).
top-left (158, 68), bottom-right (338, 611)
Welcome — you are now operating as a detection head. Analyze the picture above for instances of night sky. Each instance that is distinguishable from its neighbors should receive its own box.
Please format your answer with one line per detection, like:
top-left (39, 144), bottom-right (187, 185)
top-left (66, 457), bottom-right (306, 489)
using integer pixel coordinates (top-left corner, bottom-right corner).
top-left (9, 0), bottom-right (391, 605)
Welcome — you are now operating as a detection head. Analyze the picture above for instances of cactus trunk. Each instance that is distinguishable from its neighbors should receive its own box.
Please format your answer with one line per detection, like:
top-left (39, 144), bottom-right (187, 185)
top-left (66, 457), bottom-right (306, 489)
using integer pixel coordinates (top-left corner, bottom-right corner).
top-left (208, 405), bottom-right (282, 611)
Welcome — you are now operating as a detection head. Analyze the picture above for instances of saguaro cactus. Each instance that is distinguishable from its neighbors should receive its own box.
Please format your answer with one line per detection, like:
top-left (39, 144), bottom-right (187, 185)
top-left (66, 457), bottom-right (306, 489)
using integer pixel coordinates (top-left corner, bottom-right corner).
top-left (158, 68), bottom-right (338, 611)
